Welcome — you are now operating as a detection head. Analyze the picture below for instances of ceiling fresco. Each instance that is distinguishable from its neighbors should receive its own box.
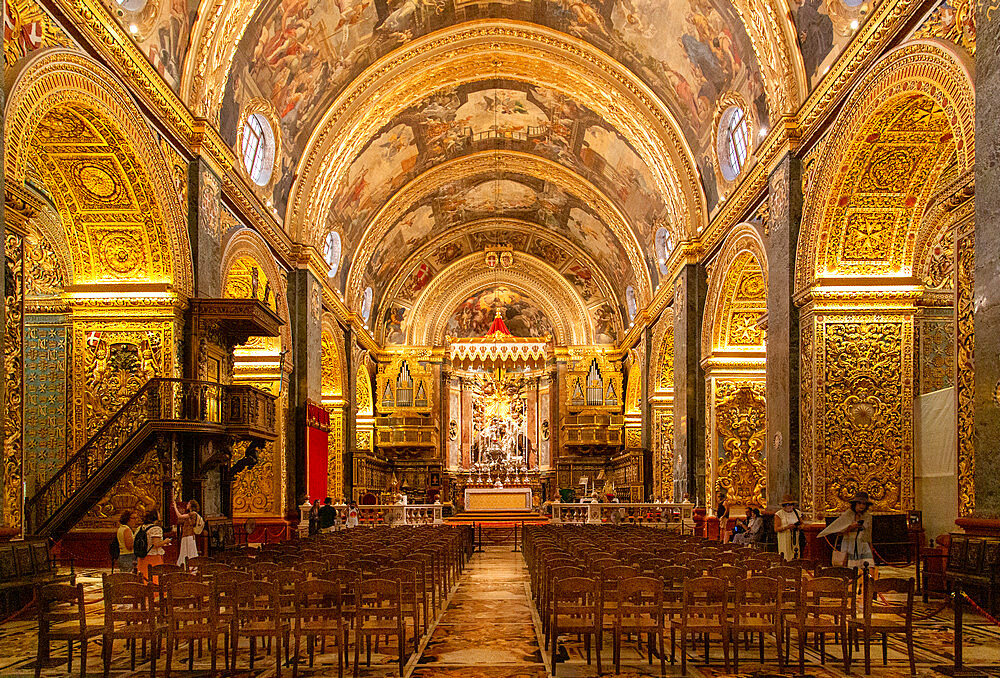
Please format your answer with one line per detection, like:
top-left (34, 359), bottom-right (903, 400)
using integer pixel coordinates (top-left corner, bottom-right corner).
top-left (219, 0), bottom-right (768, 220)
top-left (444, 286), bottom-right (554, 340)
top-left (790, 0), bottom-right (865, 86)
top-left (355, 172), bottom-right (636, 309)
top-left (378, 222), bottom-right (623, 346)
top-left (320, 82), bottom-right (670, 293)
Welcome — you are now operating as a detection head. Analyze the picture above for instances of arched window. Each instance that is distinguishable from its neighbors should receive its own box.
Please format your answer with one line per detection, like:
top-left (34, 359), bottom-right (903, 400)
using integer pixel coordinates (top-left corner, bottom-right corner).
top-left (241, 113), bottom-right (275, 186)
top-left (360, 287), bottom-right (373, 323)
top-left (718, 106), bottom-right (750, 181)
top-left (323, 231), bottom-right (342, 277)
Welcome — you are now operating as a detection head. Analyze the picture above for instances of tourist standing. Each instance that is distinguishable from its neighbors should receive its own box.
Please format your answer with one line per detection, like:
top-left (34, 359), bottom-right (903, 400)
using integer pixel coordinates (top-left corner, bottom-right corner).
top-left (308, 499), bottom-right (321, 535)
top-left (115, 511), bottom-right (137, 573)
top-left (318, 496), bottom-right (337, 533)
top-left (174, 498), bottom-right (203, 567)
top-left (774, 494), bottom-right (804, 560)
top-left (346, 501), bottom-right (359, 528)
top-left (819, 490), bottom-right (874, 567)
top-left (136, 509), bottom-right (169, 584)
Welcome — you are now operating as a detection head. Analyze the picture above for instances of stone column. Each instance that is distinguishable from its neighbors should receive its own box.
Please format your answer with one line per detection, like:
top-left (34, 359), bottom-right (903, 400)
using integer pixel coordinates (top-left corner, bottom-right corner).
top-left (673, 264), bottom-right (707, 505)
top-left (343, 325), bottom-right (356, 496)
top-left (972, 6), bottom-right (1000, 519)
top-left (765, 153), bottom-right (803, 509)
top-left (640, 326), bottom-right (654, 501)
top-left (187, 160), bottom-right (223, 299)
top-left (284, 269), bottom-right (322, 516)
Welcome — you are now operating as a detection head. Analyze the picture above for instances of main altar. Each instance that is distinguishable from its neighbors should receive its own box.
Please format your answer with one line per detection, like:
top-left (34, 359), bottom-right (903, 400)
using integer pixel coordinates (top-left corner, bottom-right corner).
top-left (445, 308), bottom-right (551, 514)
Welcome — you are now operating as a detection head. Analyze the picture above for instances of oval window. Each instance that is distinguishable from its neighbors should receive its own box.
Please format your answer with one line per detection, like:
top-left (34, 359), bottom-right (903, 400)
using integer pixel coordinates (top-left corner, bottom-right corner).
top-left (360, 287), bottom-right (373, 323)
top-left (654, 226), bottom-right (674, 275)
top-left (626, 286), bottom-right (638, 321)
top-left (718, 106), bottom-right (750, 182)
top-left (240, 113), bottom-right (275, 186)
top-left (323, 231), bottom-right (342, 278)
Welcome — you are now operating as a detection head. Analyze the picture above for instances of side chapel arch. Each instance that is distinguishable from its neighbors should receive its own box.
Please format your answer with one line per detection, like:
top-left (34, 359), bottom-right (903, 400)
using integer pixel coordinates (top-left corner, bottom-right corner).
top-left (793, 40), bottom-right (975, 517)
top-left (702, 224), bottom-right (768, 510)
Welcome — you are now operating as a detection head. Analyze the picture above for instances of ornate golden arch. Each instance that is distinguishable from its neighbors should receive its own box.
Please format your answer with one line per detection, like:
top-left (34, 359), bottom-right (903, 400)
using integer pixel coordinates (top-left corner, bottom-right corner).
top-left (345, 150), bottom-right (652, 309)
top-left (406, 252), bottom-right (592, 346)
top-left (320, 313), bottom-right (345, 399)
top-left (355, 364), bottom-right (374, 418)
top-left (5, 49), bottom-right (193, 295)
top-left (701, 224), bottom-right (768, 363)
top-left (377, 217), bottom-right (623, 325)
top-left (286, 22), bottom-right (705, 247)
top-left (795, 40), bottom-right (975, 293)
top-left (220, 228), bottom-right (292, 356)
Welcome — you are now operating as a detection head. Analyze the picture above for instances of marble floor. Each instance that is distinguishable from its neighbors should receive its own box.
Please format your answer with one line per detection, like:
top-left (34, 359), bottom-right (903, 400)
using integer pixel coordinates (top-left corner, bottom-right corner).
top-left (1, 548), bottom-right (999, 676)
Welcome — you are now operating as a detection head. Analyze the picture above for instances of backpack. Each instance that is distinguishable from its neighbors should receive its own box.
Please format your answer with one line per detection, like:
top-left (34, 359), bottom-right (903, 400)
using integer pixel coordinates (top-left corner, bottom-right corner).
top-left (133, 526), bottom-right (149, 559)
top-left (193, 513), bottom-right (205, 535)
top-left (109, 532), bottom-right (120, 562)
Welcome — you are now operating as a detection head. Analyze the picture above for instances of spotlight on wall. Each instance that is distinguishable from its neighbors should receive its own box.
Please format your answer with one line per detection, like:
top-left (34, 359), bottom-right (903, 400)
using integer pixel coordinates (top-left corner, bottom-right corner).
top-left (128, 23), bottom-right (138, 34)
top-left (850, 19), bottom-right (859, 30)
top-left (759, 126), bottom-right (767, 138)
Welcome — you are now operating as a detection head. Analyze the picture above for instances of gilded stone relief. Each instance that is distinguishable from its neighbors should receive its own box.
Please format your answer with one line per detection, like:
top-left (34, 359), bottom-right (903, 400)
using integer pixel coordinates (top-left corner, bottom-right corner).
top-left (820, 318), bottom-right (912, 513)
top-left (30, 106), bottom-right (176, 285)
top-left (911, 0), bottom-right (976, 56)
top-left (956, 232), bottom-right (974, 516)
top-left (3, 234), bottom-right (25, 530)
top-left (232, 438), bottom-right (276, 515)
top-left (23, 325), bottom-right (68, 494)
top-left (919, 318), bottom-right (954, 394)
top-left (2, 0), bottom-right (73, 81)
top-left (714, 382), bottom-right (767, 507)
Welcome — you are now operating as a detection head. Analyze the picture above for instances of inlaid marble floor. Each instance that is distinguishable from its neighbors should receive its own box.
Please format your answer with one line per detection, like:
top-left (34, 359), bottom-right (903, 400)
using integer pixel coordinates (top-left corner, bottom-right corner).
top-left (2, 549), bottom-right (1000, 677)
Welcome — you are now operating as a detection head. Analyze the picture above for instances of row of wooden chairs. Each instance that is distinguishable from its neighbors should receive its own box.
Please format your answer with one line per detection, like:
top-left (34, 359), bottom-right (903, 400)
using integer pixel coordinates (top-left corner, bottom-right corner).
top-left (525, 525), bottom-right (915, 677)
top-left (34, 524), bottom-right (473, 678)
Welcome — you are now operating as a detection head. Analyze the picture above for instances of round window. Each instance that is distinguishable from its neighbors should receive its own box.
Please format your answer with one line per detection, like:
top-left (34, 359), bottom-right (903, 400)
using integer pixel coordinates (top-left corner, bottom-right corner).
top-left (360, 287), bottom-right (373, 323)
top-left (323, 231), bottom-right (342, 277)
top-left (718, 106), bottom-right (750, 182)
top-left (240, 113), bottom-right (275, 186)
top-left (626, 286), bottom-right (638, 321)
top-left (654, 226), bottom-right (674, 275)
top-left (117, 0), bottom-right (147, 12)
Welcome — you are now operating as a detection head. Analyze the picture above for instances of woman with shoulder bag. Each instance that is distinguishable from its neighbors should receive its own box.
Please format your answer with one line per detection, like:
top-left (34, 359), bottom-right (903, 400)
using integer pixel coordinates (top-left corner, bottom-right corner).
top-left (818, 490), bottom-right (874, 567)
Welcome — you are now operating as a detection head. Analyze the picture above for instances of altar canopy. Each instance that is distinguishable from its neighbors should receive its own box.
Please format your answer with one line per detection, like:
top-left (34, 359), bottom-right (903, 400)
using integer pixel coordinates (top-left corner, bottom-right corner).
top-left (449, 310), bottom-right (550, 370)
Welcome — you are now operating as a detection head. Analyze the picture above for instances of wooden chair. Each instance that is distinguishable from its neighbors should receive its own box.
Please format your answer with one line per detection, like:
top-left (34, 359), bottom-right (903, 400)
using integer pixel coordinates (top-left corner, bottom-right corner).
top-left (101, 576), bottom-right (160, 678)
top-left (848, 576), bottom-right (915, 675)
top-left (542, 565), bottom-right (585, 649)
top-left (233, 580), bottom-right (285, 676)
top-left (212, 569), bottom-right (251, 670)
top-left (742, 558), bottom-right (771, 577)
top-left (672, 576), bottom-right (730, 675)
top-left (397, 558), bottom-right (430, 634)
top-left (148, 562), bottom-right (183, 585)
top-left (732, 576), bottom-right (784, 671)
top-left (380, 567), bottom-right (421, 651)
top-left (614, 576), bottom-right (665, 676)
top-left (354, 578), bottom-right (406, 677)
top-left (34, 583), bottom-right (101, 678)
top-left (293, 578), bottom-right (346, 678)
top-left (598, 565), bottom-right (639, 631)
top-left (250, 560), bottom-right (281, 580)
top-left (164, 580), bottom-right (222, 675)
top-left (550, 576), bottom-right (602, 676)
top-left (182, 556), bottom-right (213, 574)
top-left (770, 565), bottom-right (803, 660)
top-left (797, 576), bottom-right (850, 672)
top-left (687, 558), bottom-right (718, 575)
top-left (269, 568), bottom-right (307, 665)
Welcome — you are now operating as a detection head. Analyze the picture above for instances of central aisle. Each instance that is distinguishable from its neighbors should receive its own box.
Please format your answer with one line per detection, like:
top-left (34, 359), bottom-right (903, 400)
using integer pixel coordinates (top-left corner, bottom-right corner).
top-left (411, 546), bottom-right (547, 677)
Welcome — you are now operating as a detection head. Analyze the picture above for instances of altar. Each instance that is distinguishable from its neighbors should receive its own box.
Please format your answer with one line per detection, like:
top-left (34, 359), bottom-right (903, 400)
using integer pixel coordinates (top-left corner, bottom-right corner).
top-left (464, 487), bottom-right (532, 511)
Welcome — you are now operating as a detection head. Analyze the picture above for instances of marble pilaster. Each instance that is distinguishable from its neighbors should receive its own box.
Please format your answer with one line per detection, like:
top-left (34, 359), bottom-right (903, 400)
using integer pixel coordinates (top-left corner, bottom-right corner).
top-left (673, 264), bottom-right (707, 504)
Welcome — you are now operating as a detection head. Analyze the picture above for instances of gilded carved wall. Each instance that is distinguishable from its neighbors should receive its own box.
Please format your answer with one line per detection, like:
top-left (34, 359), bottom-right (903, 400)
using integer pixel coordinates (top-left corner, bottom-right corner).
top-left (712, 382), bottom-right (767, 507)
top-left (956, 231), bottom-right (974, 516)
top-left (3, 233), bottom-right (25, 530)
top-left (802, 314), bottom-right (914, 514)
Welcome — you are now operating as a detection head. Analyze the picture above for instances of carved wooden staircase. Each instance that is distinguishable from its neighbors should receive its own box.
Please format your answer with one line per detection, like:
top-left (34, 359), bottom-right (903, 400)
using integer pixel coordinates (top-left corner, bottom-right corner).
top-left (24, 378), bottom-right (277, 541)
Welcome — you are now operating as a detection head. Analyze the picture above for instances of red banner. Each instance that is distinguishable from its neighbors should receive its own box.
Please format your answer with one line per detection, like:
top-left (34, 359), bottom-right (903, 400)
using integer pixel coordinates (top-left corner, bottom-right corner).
top-left (305, 401), bottom-right (330, 502)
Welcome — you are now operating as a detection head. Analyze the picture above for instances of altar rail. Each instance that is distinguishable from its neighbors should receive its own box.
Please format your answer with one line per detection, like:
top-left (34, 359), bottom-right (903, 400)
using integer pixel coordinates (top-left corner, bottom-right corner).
top-left (298, 503), bottom-right (443, 535)
top-left (550, 502), bottom-right (694, 528)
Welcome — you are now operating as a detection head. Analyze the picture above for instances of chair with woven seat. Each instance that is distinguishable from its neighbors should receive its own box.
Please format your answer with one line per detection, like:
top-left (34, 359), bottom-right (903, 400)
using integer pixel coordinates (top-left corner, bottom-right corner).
top-left (614, 576), bottom-right (665, 676)
top-left (34, 583), bottom-right (102, 678)
top-left (164, 580), bottom-right (222, 675)
top-left (268, 568), bottom-right (307, 665)
top-left (770, 565), bottom-right (803, 660)
top-left (672, 576), bottom-right (730, 675)
top-left (233, 580), bottom-right (286, 676)
top-left (212, 569), bottom-right (251, 670)
top-left (354, 578), bottom-right (406, 677)
top-left (380, 566), bottom-right (421, 651)
top-left (848, 576), bottom-right (915, 675)
top-left (598, 565), bottom-right (639, 631)
top-left (550, 576), bottom-right (602, 675)
top-left (293, 578), bottom-right (346, 678)
top-left (542, 564), bottom-right (585, 649)
top-left (397, 558), bottom-right (430, 633)
top-left (797, 576), bottom-right (850, 672)
top-left (732, 576), bottom-right (784, 671)
top-left (101, 576), bottom-right (160, 678)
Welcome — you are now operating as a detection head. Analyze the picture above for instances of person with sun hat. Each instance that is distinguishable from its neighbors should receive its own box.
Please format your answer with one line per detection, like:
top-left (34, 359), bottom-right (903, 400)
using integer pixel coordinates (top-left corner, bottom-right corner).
top-left (775, 494), bottom-right (804, 560)
top-left (819, 490), bottom-right (875, 567)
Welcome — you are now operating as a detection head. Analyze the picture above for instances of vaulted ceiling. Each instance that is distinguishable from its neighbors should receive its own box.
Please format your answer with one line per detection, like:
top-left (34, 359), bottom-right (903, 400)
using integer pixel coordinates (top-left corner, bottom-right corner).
top-left (170, 0), bottom-right (859, 342)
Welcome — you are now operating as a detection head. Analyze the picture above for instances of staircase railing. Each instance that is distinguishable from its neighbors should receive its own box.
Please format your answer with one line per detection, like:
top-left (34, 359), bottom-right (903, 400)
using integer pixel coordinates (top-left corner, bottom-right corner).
top-left (25, 378), bottom-right (275, 537)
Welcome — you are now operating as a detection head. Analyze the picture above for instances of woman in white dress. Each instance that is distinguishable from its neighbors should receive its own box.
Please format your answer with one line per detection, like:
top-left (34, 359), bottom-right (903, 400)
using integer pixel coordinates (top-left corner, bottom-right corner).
top-left (818, 490), bottom-right (874, 567)
top-left (174, 498), bottom-right (203, 567)
top-left (774, 494), bottom-right (804, 560)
